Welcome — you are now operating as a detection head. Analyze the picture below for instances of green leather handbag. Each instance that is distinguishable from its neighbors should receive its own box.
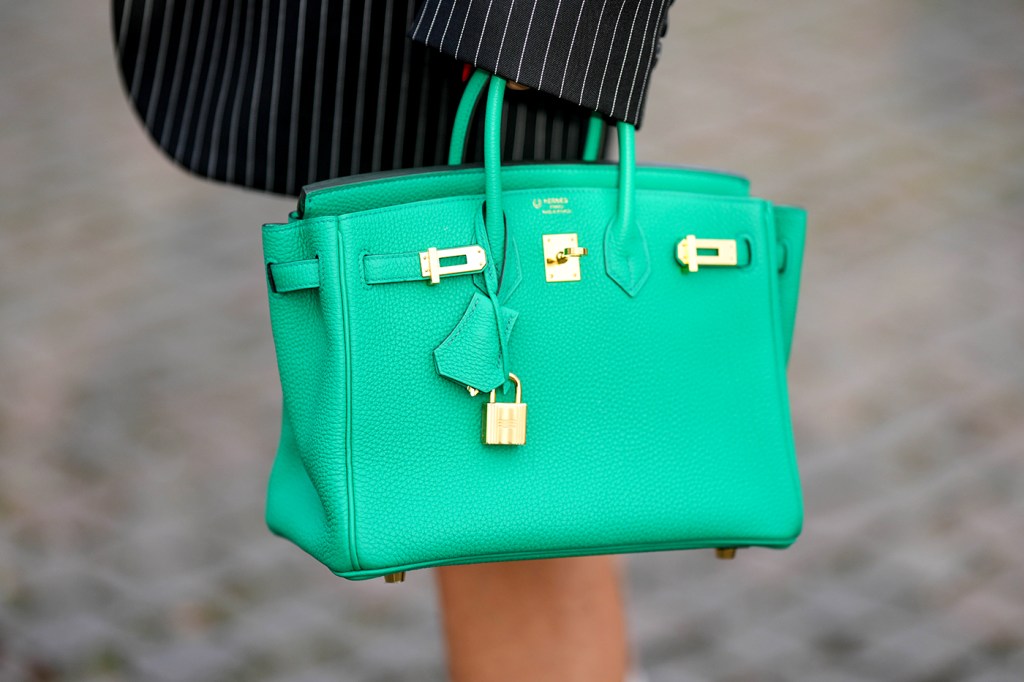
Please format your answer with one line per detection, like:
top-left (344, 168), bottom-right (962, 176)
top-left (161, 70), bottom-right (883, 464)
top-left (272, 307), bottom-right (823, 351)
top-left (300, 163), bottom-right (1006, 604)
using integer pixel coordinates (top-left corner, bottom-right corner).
top-left (262, 71), bottom-right (806, 582)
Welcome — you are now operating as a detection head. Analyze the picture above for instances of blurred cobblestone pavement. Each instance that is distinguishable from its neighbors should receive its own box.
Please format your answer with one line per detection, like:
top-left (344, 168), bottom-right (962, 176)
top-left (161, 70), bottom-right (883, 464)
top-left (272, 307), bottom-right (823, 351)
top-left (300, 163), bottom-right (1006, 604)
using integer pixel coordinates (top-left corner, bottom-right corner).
top-left (2, 1), bottom-right (1023, 681)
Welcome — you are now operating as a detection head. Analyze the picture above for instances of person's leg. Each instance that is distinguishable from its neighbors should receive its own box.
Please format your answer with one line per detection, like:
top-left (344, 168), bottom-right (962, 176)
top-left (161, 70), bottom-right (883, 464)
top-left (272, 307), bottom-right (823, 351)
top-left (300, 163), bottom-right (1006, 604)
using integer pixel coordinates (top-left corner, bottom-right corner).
top-left (436, 555), bottom-right (629, 682)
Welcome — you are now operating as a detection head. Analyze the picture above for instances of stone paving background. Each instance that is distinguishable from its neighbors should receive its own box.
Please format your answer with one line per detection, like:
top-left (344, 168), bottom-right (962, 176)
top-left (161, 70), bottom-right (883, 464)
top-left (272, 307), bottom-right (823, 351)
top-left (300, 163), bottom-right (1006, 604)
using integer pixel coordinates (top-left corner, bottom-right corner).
top-left (1, 1), bottom-right (1022, 680)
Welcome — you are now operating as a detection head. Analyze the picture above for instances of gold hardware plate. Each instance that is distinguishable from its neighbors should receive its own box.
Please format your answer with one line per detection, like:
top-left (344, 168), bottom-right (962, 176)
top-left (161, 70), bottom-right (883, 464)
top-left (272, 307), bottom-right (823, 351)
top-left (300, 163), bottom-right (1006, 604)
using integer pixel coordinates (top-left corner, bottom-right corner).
top-left (384, 571), bottom-right (407, 583)
top-left (543, 233), bottom-right (587, 282)
top-left (676, 235), bottom-right (738, 272)
top-left (419, 245), bottom-right (487, 284)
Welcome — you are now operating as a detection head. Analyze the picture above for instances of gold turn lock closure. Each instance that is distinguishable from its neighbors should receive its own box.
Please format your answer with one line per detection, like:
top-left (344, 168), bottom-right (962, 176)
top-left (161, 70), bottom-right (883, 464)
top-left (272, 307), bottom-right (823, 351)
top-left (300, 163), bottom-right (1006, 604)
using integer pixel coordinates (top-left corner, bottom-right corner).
top-left (419, 245), bottom-right (487, 284)
top-left (543, 233), bottom-right (587, 282)
top-left (676, 235), bottom-right (738, 272)
top-left (483, 373), bottom-right (527, 445)
top-left (546, 246), bottom-right (588, 264)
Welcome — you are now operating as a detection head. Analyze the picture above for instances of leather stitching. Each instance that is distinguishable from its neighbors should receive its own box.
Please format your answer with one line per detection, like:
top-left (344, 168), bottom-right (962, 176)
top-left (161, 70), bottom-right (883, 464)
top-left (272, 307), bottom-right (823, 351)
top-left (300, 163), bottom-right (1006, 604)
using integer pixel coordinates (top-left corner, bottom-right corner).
top-left (333, 534), bottom-right (799, 579)
top-left (304, 165), bottom-right (748, 213)
top-left (337, 224), bottom-right (360, 572)
top-left (324, 187), bottom-right (756, 227)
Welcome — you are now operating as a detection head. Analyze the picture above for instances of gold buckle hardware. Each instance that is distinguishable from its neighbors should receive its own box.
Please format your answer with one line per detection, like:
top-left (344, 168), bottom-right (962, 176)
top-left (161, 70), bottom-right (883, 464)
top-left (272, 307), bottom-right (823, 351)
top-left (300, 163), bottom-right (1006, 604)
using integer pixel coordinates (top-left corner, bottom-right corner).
top-left (419, 245), bottom-right (487, 284)
top-left (543, 233), bottom-right (587, 282)
top-left (676, 235), bottom-right (738, 272)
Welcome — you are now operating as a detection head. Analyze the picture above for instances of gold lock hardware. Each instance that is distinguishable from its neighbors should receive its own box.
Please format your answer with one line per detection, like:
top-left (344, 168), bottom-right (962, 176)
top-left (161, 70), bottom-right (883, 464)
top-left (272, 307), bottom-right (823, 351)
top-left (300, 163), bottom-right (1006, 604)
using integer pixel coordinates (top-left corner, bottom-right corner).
top-left (543, 233), bottom-right (587, 282)
top-left (676, 235), bottom-right (738, 272)
top-left (383, 571), bottom-right (406, 583)
top-left (419, 245), bottom-right (488, 284)
top-left (483, 373), bottom-right (527, 445)
top-left (547, 246), bottom-right (588, 264)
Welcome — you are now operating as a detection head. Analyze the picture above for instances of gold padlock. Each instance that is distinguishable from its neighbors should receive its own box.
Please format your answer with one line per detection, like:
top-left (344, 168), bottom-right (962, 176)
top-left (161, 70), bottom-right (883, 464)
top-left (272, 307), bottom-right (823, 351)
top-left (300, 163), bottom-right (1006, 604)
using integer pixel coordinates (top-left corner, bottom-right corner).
top-left (483, 373), bottom-right (527, 445)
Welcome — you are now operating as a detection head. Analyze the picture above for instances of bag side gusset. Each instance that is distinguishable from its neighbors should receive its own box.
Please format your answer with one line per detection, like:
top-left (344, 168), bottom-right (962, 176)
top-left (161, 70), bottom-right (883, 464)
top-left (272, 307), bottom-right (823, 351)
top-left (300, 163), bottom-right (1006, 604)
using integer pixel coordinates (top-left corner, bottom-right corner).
top-left (263, 216), bottom-right (358, 574)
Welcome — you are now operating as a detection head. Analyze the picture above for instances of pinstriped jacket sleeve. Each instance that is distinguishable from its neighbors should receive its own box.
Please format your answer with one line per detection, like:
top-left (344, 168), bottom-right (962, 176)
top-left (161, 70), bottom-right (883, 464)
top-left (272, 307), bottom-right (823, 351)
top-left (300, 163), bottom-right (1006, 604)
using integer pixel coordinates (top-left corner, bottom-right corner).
top-left (409, 0), bottom-right (671, 125)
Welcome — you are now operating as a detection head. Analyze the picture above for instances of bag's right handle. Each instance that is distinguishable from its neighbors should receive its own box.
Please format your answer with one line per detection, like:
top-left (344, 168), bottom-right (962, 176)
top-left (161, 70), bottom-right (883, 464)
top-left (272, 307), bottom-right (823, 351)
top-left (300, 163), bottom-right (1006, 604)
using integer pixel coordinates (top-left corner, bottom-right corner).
top-left (603, 122), bottom-right (651, 297)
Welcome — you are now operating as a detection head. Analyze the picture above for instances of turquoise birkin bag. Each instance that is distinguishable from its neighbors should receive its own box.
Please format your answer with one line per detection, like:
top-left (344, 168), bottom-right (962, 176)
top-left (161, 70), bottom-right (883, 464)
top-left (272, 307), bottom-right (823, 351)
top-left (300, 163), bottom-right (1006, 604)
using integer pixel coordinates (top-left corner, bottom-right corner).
top-left (262, 71), bottom-right (806, 581)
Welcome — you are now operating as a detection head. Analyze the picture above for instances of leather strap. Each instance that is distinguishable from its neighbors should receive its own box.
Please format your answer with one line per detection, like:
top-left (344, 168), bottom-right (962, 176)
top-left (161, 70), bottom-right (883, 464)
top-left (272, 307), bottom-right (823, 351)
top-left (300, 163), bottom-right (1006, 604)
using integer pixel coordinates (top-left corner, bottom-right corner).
top-left (432, 69), bottom-right (644, 392)
top-left (448, 70), bottom-right (492, 166)
top-left (480, 76), bottom-right (515, 386)
top-left (603, 122), bottom-right (651, 297)
top-left (267, 258), bottom-right (320, 293)
top-left (478, 75), bottom-right (649, 297)
top-left (483, 77), bottom-right (507, 267)
top-left (362, 249), bottom-right (486, 285)
top-left (583, 114), bottom-right (606, 162)
top-left (447, 70), bottom-right (606, 165)
top-left (430, 76), bottom-right (519, 392)
top-left (362, 252), bottom-right (424, 284)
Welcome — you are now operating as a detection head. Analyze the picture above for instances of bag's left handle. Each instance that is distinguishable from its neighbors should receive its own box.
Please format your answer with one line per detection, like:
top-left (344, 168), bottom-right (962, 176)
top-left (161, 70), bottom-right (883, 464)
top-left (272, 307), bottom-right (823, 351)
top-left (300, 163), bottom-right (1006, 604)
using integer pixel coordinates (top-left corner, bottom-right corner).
top-left (448, 69), bottom-right (607, 166)
top-left (448, 70), bottom-right (491, 166)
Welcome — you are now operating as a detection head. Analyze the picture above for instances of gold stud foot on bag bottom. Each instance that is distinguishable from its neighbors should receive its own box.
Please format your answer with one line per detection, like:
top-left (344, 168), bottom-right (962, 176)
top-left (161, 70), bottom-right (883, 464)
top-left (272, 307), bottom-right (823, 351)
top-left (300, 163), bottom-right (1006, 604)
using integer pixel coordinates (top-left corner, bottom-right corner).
top-left (383, 571), bottom-right (406, 583)
top-left (715, 548), bottom-right (738, 560)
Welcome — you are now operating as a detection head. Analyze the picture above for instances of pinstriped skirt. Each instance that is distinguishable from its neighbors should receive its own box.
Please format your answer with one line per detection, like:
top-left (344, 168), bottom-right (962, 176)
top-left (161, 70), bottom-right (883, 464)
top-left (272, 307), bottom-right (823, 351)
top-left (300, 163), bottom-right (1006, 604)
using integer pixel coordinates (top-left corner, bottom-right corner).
top-left (113, 0), bottom-right (604, 197)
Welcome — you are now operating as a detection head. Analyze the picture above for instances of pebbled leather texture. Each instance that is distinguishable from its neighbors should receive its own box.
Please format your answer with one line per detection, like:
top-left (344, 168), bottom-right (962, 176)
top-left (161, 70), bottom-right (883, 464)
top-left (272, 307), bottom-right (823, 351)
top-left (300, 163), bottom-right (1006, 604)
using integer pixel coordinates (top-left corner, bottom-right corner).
top-left (262, 74), bottom-right (807, 580)
top-left (433, 291), bottom-right (519, 392)
top-left (262, 166), bottom-right (807, 579)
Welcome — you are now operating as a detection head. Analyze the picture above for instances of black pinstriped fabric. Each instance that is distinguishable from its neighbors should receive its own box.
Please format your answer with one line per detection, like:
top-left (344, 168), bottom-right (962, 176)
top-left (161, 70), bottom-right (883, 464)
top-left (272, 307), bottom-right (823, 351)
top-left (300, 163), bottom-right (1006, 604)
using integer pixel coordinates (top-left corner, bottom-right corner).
top-left (112, 0), bottom-right (611, 197)
top-left (410, 0), bottom-right (672, 125)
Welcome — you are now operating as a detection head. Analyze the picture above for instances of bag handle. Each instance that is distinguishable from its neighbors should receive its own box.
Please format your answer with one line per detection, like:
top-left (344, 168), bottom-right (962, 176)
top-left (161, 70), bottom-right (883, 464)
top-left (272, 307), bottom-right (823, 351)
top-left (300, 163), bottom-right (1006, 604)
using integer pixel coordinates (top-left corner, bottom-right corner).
top-left (448, 70), bottom-right (492, 166)
top-left (603, 121), bottom-right (651, 296)
top-left (582, 114), bottom-right (606, 162)
top-left (479, 74), bottom-right (650, 297)
top-left (484, 76), bottom-right (507, 250)
top-left (431, 72), bottom-right (649, 394)
top-left (448, 71), bottom-right (607, 165)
